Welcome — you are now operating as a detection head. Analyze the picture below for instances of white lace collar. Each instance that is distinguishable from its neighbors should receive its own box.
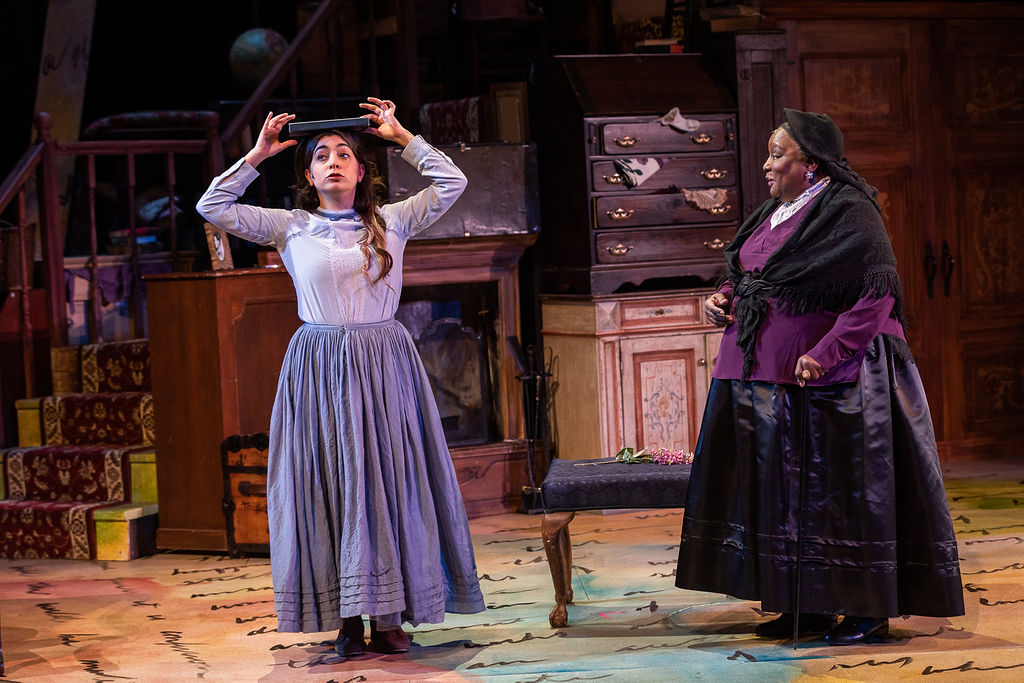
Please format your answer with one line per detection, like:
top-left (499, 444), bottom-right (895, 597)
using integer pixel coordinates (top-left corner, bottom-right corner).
top-left (770, 177), bottom-right (830, 229)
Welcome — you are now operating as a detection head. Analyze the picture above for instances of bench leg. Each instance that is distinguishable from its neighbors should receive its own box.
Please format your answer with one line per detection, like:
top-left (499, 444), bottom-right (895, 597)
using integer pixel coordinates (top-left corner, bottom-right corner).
top-left (542, 511), bottom-right (576, 628)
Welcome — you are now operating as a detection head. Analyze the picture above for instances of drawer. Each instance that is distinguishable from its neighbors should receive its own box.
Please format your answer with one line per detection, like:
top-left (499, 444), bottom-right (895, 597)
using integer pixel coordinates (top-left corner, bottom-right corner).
top-left (595, 226), bottom-right (736, 264)
top-left (618, 296), bottom-right (704, 328)
top-left (601, 120), bottom-right (728, 155)
top-left (594, 187), bottom-right (739, 228)
top-left (591, 156), bottom-right (736, 192)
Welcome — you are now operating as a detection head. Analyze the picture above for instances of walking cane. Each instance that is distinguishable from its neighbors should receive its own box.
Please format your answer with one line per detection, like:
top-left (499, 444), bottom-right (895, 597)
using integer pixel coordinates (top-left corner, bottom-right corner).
top-left (792, 382), bottom-right (809, 649)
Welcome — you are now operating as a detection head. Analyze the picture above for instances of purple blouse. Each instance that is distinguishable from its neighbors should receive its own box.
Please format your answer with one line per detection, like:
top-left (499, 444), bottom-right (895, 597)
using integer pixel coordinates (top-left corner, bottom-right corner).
top-left (713, 201), bottom-right (906, 385)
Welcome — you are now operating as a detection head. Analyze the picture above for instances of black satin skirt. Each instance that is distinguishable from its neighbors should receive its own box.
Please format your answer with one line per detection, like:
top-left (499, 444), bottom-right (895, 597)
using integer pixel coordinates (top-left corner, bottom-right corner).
top-left (675, 334), bottom-right (965, 617)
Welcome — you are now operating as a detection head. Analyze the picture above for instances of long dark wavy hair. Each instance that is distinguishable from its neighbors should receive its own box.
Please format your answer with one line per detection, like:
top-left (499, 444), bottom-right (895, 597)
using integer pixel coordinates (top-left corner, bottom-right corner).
top-left (292, 130), bottom-right (393, 283)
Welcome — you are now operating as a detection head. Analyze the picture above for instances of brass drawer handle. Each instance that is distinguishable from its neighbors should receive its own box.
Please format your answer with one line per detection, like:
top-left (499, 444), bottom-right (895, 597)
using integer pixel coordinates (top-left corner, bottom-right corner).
top-left (606, 208), bottom-right (635, 221)
top-left (703, 238), bottom-right (729, 250)
top-left (613, 135), bottom-right (642, 148)
top-left (603, 173), bottom-right (626, 185)
top-left (708, 204), bottom-right (732, 215)
top-left (607, 243), bottom-right (633, 256)
top-left (700, 168), bottom-right (727, 180)
top-left (690, 132), bottom-right (713, 144)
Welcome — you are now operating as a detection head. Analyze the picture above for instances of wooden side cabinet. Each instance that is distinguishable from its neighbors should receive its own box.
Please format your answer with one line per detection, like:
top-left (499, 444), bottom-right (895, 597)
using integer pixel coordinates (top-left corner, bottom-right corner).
top-left (541, 290), bottom-right (720, 461)
top-left (146, 268), bottom-right (301, 551)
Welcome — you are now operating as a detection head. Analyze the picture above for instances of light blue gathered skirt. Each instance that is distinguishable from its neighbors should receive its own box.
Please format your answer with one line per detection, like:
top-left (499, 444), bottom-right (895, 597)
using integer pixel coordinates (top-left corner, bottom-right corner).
top-left (268, 319), bottom-right (486, 632)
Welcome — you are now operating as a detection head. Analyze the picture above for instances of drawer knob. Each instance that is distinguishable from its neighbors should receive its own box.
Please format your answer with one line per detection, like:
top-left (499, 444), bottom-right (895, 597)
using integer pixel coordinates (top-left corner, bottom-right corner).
top-left (606, 208), bottom-right (635, 221)
top-left (703, 238), bottom-right (730, 251)
top-left (708, 204), bottom-right (732, 216)
top-left (607, 243), bottom-right (633, 256)
top-left (602, 173), bottom-right (626, 185)
top-left (700, 168), bottom-right (727, 180)
top-left (690, 132), bottom-right (713, 144)
top-left (613, 135), bottom-right (642, 148)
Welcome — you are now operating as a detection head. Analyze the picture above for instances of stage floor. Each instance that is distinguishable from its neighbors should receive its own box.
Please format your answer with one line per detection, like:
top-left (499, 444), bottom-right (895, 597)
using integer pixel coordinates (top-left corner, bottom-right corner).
top-left (2, 458), bottom-right (1023, 681)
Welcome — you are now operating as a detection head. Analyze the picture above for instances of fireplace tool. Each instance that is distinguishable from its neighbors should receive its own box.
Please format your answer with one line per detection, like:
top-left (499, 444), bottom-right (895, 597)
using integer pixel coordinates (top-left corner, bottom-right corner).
top-left (507, 335), bottom-right (551, 514)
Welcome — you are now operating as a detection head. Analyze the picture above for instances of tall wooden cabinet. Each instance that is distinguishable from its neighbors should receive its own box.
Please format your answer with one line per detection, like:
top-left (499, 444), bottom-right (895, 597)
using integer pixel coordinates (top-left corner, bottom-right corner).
top-left (762, 1), bottom-right (1024, 458)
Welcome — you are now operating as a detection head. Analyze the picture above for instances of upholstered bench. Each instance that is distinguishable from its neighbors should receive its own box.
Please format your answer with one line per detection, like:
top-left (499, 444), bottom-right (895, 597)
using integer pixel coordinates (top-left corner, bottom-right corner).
top-left (539, 457), bottom-right (691, 627)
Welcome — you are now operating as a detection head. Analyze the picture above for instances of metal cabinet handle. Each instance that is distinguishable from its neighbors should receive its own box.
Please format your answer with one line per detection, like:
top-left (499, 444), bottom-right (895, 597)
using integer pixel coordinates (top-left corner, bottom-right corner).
top-left (700, 168), bottom-right (727, 180)
top-left (703, 238), bottom-right (729, 251)
top-left (708, 204), bottom-right (731, 215)
top-left (613, 136), bottom-right (642, 148)
top-left (606, 208), bottom-right (635, 221)
top-left (940, 239), bottom-right (955, 297)
top-left (602, 173), bottom-right (626, 185)
top-left (607, 243), bottom-right (633, 256)
top-left (924, 240), bottom-right (938, 298)
top-left (690, 132), bottom-right (713, 144)
top-left (697, 358), bottom-right (707, 366)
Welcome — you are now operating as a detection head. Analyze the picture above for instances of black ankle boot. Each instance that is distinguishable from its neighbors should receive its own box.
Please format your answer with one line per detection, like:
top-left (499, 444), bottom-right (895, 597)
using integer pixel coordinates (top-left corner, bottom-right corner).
top-left (755, 612), bottom-right (837, 638)
top-left (825, 616), bottom-right (889, 646)
top-left (335, 616), bottom-right (365, 657)
top-left (368, 619), bottom-right (411, 654)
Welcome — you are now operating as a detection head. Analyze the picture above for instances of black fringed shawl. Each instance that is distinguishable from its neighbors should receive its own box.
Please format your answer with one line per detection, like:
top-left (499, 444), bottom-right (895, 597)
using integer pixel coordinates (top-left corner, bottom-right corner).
top-left (725, 180), bottom-right (906, 378)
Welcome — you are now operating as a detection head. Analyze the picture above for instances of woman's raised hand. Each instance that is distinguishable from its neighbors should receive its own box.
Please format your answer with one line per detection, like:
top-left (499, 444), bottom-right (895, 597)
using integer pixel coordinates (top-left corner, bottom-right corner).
top-left (244, 111), bottom-right (298, 167)
top-left (704, 292), bottom-right (734, 327)
top-left (359, 97), bottom-right (415, 147)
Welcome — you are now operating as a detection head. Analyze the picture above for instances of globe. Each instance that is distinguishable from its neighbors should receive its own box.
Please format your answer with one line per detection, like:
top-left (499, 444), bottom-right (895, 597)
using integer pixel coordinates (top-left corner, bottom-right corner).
top-left (229, 28), bottom-right (289, 91)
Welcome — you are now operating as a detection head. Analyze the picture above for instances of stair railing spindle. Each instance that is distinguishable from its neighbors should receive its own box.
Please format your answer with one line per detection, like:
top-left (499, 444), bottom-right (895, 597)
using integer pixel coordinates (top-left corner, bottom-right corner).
top-left (87, 154), bottom-right (101, 344)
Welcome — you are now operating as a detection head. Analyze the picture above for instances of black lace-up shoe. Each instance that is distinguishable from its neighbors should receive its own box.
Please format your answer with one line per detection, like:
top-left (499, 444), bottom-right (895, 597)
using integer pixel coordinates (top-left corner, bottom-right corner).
top-left (825, 617), bottom-right (889, 646)
top-left (754, 612), bottom-right (838, 638)
top-left (335, 616), bottom-right (366, 657)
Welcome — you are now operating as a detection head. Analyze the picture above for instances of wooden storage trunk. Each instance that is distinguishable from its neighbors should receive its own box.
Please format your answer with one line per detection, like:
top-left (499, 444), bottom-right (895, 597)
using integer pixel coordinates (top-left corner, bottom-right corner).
top-left (221, 433), bottom-right (270, 556)
top-left (386, 142), bottom-right (540, 239)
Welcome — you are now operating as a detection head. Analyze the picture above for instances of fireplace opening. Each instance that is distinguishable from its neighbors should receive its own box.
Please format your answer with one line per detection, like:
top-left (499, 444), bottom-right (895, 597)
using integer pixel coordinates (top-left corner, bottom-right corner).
top-left (397, 281), bottom-right (500, 447)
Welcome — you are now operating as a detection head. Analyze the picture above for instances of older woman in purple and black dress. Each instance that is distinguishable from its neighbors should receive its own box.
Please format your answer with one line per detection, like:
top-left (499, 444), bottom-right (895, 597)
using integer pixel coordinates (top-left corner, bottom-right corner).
top-left (675, 109), bottom-right (964, 645)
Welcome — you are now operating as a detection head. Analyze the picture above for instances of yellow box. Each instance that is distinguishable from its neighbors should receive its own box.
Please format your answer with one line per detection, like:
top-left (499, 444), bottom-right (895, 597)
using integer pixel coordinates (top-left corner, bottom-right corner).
top-left (15, 397), bottom-right (43, 447)
top-left (129, 448), bottom-right (158, 503)
top-left (93, 502), bottom-right (159, 561)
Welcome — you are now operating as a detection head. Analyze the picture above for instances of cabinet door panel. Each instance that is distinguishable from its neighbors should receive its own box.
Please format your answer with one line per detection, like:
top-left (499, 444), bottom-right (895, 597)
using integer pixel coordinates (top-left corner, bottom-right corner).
top-left (620, 334), bottom-right (708, 452)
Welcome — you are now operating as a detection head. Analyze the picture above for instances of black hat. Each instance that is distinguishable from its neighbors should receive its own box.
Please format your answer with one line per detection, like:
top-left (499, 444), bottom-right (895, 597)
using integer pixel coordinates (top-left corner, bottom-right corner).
top-left (783, 108), bottom-right (844, 162)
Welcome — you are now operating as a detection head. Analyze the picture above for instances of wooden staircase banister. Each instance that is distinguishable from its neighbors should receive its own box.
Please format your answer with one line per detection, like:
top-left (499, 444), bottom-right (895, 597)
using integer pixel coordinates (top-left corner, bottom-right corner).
top-left (0, 143), bottom-right (43, 215)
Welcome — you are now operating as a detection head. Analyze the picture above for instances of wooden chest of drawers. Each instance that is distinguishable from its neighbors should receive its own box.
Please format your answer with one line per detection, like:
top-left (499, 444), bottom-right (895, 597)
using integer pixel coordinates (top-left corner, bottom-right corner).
top-left (536, 55), bottom-right (740, 295)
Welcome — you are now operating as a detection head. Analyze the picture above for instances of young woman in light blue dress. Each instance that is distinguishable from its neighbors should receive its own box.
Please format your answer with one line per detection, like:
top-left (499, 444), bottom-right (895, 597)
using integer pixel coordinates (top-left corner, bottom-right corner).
top-left (197, 98), bottom-right (485, 657)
